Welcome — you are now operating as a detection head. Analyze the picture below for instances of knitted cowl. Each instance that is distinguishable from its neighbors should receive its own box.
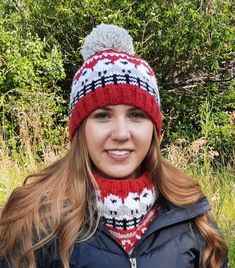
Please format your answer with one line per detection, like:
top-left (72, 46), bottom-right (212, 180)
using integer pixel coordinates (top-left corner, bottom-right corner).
top-left (94, 172), bottom-right (159, 253)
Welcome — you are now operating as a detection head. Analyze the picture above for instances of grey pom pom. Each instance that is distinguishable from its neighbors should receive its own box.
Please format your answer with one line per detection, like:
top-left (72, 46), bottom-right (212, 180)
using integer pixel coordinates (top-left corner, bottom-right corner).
top-left (81, 24), bottom-right (135, 61)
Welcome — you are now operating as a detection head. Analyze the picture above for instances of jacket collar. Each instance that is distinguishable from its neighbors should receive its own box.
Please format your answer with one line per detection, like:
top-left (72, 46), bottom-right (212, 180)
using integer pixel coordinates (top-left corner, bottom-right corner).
top-left (143, 195), bottom-right (211, 237)
top-left (98, 195), bottom-right (211, 242)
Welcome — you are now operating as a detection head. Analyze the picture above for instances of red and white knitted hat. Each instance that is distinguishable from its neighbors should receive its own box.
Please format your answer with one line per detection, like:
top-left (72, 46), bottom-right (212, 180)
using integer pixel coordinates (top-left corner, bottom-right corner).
top-left (69, 24), bottom-right (162, 141)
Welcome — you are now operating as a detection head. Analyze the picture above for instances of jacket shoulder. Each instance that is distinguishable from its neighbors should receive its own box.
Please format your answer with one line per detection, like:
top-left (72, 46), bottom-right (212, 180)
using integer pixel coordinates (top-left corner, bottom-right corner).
top-left (35, 239), bottom-right (63, 268)
top-left (171, 220), bottom-right (206, 267)
top-left (174, 221), bottom-right (205, 251)
top-left (0, 259), bottom-right (10, 268)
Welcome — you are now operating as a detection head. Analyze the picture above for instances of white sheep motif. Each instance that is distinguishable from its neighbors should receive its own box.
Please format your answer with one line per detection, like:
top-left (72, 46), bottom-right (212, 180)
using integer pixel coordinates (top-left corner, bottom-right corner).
top-left (104, 194), bottom-right (122, 216)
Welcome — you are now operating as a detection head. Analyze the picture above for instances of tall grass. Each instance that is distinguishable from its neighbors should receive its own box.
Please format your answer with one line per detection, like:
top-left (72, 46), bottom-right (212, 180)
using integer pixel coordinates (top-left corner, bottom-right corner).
top-left (0, 138), bottom-right (234, 265)
top-left (165, 138), bottom-right (235, 266)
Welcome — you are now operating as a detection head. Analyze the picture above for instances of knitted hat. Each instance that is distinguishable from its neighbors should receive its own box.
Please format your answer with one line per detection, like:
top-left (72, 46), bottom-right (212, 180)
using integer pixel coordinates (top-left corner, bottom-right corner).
top-left (69, 24), bottom-right (162, 141)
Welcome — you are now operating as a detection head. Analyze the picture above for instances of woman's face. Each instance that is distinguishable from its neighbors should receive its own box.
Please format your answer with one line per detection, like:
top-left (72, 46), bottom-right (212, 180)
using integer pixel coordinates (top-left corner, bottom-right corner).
top-left (85, 105), bottom-right (154, 179)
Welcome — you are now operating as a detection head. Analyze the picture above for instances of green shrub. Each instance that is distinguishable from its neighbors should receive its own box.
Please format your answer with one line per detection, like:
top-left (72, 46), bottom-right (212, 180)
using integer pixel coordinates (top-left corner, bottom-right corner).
top-left (0, 14), bottom-right (67, 163)
top-left (0, 0), bottom-right (234, 164)
top-left (199, 96), bottom-right (235, 165)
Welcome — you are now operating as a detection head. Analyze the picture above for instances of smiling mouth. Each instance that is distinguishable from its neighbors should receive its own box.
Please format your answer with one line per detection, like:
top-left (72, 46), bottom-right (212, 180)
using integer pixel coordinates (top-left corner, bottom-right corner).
top-left (106, 150), bottom-right (132, 157)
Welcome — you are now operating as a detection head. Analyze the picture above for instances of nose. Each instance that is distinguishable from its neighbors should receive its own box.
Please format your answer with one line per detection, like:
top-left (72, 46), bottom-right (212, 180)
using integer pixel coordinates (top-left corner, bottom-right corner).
top-left (110, 118), bottom-right (131, 141)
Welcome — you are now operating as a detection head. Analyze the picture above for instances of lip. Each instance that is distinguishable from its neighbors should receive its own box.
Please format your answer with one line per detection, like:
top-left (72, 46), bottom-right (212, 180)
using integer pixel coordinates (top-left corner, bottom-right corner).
top-left (105, 148), bottom-right (134, 152)
top-left (105, 149), bottom-right (133, 161)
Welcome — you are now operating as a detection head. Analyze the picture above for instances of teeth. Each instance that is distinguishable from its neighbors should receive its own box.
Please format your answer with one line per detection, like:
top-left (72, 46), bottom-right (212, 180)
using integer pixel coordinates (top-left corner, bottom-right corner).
top-left (108, 150), bottom-right (130, 156)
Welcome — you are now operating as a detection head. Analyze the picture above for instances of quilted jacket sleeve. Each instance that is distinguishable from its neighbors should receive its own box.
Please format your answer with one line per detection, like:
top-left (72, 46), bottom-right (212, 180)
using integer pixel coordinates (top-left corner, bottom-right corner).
top-left (34, 239), bottom-right (60, 268)
top-left (0, 258), bottom-right (9, 268)
top-left (0, 240), bottom-right (57, 268)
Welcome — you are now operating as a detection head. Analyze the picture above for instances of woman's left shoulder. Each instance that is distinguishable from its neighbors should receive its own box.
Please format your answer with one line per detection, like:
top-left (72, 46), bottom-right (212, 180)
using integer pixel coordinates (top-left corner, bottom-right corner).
top-left (165, 220), bottom-right (205, 268)
top-left (174, 220), bottom-right (205, 250)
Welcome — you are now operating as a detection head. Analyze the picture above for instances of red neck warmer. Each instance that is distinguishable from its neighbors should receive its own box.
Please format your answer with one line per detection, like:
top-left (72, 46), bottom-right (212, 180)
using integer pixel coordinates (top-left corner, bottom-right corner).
top-left (95, 172), bottom-right (159, 254)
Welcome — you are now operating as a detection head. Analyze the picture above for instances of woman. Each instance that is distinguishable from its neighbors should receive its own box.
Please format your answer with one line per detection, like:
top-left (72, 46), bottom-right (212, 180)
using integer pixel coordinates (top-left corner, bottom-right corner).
top-left (0, 24), bottom-right (227, 268)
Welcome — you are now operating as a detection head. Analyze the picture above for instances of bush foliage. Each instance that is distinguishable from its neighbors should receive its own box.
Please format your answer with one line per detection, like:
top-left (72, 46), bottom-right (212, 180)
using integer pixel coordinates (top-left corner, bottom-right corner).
top-left (0, 0), bottom-right (234, 164)
top-left (0, 7), bottom-right (66, 163)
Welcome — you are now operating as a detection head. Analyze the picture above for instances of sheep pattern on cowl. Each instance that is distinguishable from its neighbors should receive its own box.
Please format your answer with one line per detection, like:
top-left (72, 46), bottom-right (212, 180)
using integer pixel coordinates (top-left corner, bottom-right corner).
top-left (95, 172), bottom-right (159, 253)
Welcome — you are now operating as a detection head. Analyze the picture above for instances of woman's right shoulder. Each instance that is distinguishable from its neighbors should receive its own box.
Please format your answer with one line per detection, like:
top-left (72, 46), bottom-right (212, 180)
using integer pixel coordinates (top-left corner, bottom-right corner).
top-left (0, 239), bottom-right (61, 268)
top-left (34, 239), bottom-right (62, 268)
top-left (0, 258), bottom-right (10, 268)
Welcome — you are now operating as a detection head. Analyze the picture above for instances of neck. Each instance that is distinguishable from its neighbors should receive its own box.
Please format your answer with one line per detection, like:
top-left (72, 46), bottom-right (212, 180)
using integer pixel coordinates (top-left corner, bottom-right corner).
top-left (92, 167), bottom-right (143, 180)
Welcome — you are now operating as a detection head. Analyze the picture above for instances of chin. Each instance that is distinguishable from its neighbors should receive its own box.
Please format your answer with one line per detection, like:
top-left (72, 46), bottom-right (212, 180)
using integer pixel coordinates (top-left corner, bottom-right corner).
top-left (103, 168), bottom-right (139, 180)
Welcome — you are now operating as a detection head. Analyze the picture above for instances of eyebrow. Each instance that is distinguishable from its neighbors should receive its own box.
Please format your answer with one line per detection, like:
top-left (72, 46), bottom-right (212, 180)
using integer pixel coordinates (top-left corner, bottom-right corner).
top-left (96, 107), bottom-right (112, 111)
top-left (97, 106), bottom-right (142, 112)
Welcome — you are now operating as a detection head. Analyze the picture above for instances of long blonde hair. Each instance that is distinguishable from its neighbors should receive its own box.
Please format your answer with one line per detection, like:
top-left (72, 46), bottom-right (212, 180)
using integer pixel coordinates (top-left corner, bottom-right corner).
top-left (146, 128), bottom-right (227, 267)
top-left (0, 124), bottom-right (227, 267)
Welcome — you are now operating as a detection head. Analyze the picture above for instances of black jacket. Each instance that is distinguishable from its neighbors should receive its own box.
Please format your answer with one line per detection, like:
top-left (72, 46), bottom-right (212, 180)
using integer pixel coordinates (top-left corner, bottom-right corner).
top-left (1, 196), bottom-right (227, 268)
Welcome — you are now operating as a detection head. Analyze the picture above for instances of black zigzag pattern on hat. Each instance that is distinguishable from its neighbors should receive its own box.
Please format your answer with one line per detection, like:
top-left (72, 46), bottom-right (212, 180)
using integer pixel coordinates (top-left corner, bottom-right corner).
top-left (69, 74), bottom-right (158, 115)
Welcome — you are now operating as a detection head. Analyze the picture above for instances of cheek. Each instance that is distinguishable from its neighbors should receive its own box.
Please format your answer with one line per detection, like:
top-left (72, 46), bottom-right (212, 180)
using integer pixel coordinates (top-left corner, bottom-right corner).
top-left (85, 122), bottom-right (108, 151)
top-left (137, 123), bottom-right (153, 146)
top-left (85, 124), bottom-right (93, 148)
top-left (85, 122), bottom-right (97, 155)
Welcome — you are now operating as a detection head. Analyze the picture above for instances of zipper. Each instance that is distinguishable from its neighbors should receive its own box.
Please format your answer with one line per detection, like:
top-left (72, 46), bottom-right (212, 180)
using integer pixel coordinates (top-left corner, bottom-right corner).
top-left (101, 227), bottom-right (138, 267)
top-left (129, 257), bottom-right (137, 268)
top-left (98, 200), bottom-right (209, 267)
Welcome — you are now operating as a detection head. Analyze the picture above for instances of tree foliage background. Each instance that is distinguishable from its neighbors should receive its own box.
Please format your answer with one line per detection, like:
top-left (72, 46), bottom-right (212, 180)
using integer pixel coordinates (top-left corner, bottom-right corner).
top-left (0, 0), bottom-right (234, 165)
